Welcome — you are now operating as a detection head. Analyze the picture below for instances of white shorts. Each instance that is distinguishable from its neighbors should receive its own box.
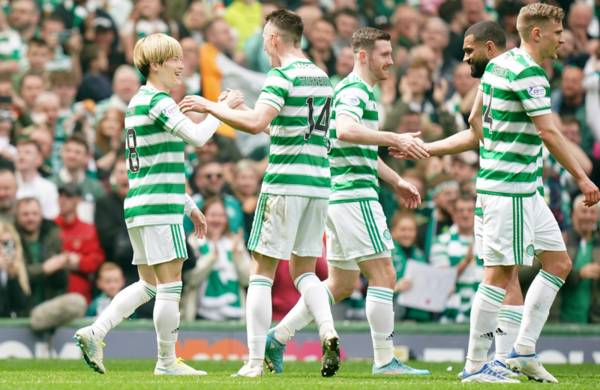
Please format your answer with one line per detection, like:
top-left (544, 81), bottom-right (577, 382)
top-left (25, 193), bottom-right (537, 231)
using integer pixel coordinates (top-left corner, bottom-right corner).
top-left (247, 193), bottom-right (327, 259)
top-left (326, 200), bottom-right (393, 271)
top-left (474, 193), bottom-right (565, 267)
top-left (129, 224), bottom-right (188, 266)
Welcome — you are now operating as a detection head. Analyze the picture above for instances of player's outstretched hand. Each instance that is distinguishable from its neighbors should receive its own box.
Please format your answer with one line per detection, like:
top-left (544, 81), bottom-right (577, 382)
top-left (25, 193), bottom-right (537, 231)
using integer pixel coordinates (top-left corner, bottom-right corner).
top-left (179, 95), bottom-right (210, 113)
top-left (190, 208), bottom-right (208, 238)
top-left (390, 132), bottom-right (429, 160)
top-left (577, 177), bottom-right (600, 207)
top-left (394, 177), bottom-right (421, 209)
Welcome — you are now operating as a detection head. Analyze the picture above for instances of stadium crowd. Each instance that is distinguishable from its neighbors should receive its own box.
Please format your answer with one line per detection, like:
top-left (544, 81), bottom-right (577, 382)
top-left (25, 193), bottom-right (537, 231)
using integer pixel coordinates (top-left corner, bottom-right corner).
top-left (0, 0), bottom-right (599, 333)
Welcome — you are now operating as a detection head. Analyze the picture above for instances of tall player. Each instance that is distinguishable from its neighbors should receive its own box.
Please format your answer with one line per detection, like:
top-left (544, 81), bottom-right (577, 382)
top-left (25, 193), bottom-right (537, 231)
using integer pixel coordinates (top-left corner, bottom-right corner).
top-left (415, 21), bottom-right (525, 380)
top-left (74, 33), bottom-right (240, 376)
top-left (257, 27), bottom-right (431, 376)
top-left (181, 10), bottom-right (346, 378)
top-left (452, 4), bottom-right (598, 383)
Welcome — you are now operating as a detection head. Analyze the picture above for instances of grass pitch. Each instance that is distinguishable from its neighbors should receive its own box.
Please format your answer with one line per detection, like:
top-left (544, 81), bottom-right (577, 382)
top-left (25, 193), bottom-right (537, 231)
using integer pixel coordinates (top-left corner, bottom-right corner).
top-left (0, 359), bottom-right (599, 389)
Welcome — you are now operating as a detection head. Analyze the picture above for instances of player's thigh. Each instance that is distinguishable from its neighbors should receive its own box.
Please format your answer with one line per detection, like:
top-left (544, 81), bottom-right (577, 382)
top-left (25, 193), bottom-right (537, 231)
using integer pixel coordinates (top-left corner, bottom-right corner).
top-left (153, 259), bottom-right (185, 284)
top-left (474, 196), bottom-right (483, 260)
top-left (533, 194), bottom-right (566, 254)
top-left (251, 251), bottom-right (279, 279)
top-left (326, 200), bottom-right (392, 262)
top-left (292, 197), bottom-right (328, 258)
top-left (479, 194), bottom-right (535, 267)
top-left (289, 254), bottom-right (317, 280)
top-left (248, 193), bottom-right (300, 259)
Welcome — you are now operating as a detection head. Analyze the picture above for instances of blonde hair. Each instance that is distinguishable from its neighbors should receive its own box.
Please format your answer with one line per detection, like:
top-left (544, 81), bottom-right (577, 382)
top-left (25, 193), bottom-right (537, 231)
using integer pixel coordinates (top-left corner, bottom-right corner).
top-left (132, 33), bottom-right (182, 78)
top-left (0, 221), bottom-right (30, 296)
top-left (95, 107), bottom-right (124, 155)
top-left (517, 3), bottom-right (565, 42)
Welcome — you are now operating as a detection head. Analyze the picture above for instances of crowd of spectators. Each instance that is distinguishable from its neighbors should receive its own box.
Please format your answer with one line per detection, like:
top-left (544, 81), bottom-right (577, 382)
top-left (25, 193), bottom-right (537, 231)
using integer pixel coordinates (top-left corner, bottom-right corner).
top-left (0, 0), bottom-right (599, 332)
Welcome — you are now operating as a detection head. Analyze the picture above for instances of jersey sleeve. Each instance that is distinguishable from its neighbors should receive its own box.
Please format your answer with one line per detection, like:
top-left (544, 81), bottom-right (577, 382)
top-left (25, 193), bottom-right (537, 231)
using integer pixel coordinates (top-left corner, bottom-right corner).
top-left (511, 66), bottom-right (552, 117)
top-left (333, 83), bottom-right (368, 122)
top-left (256, 68), bottom-right (291, 112)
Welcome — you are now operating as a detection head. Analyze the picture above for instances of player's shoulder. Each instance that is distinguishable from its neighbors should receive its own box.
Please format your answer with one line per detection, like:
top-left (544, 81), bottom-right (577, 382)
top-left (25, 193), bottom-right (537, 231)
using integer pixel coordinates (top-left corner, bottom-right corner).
top-left (334, 74), bottom-right (371, 98)
top-left (489, 48), bottom-right (544, 80)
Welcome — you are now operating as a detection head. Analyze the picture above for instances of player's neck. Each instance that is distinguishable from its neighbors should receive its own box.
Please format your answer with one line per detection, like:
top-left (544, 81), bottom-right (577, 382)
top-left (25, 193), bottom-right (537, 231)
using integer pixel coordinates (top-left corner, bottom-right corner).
top-left (519, 42), bottom-right (544, 66)
top-left (278, 48), bottom-right (306, 67)
top-left (354, 66), bottom-right (377, 87)
top-left (146, 78), bottom-right (169, 93)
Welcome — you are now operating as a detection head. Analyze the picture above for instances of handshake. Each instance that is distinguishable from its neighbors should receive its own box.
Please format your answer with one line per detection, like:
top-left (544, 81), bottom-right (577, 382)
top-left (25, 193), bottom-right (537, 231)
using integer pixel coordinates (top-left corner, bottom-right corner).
top-left (179, 89), bottom-right (245, 114)
top-left (388, 132), bottom-right (430, 160)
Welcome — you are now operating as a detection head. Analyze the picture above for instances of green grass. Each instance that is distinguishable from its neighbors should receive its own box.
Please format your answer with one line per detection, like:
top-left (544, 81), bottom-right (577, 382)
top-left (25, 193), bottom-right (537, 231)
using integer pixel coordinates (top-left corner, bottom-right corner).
top-left (1, 360), bottom-right (600, 389)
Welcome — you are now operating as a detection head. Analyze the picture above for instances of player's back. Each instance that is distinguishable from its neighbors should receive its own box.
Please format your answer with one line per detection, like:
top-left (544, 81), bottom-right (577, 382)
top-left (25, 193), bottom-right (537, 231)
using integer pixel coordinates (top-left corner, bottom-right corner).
top-left (123, 85), bottom-right (186, 228)
top-left (477, 47), bottom-right (552, 197)
top-left (259, 59), bottom-right (333, 199)
top-left (328, 72), bottom-right (380, 203)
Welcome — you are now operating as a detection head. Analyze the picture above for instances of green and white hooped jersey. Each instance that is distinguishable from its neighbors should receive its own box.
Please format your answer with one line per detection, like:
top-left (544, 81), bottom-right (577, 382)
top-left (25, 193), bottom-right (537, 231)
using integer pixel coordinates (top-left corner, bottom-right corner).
top-left (477, 47), bottom-right (552, 197)
top-left (0, 29), bottom-right (22, 62)
top-left (123, 85), bottom-right (188, 228)
top-left (328, 73), bottom-right (379, 203)
top-left (257, 59), bottom-right (332, 199)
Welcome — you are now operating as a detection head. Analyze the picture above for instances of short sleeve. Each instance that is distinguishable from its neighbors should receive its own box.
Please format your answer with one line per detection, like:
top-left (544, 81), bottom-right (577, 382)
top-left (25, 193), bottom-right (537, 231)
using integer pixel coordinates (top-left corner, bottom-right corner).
top-left (148, 92), bottom-right (189, 134)
top-left (256, 68), bottom-right (291, 111)
top-left (511, 66), bottom-right (552, 117)
top-left (334, 84), bottom-right (368, 122)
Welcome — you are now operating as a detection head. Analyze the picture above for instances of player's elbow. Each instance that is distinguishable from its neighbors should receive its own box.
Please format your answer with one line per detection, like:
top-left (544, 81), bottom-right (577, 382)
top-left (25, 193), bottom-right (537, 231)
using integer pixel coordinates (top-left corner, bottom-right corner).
top-left (537, 125), bottom-right (560, 144)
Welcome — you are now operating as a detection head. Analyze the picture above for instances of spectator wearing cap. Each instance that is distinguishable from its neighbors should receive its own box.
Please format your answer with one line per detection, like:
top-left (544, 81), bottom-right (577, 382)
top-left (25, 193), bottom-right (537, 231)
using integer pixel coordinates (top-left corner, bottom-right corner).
top-left (76, 44), bottom-right (112, 102)
top-left (15, 140), bottom-right (59, 220)
top-left (0, 10), bottom-right (22, 75)
top-left (51, 135), bottom-right (105, 223)
top-left (94, 159), bottom-right (136, 284)
top-left (55, 182), bottom-right (105, 303)
top-left (85, 13), bottom-right (126, 79)
top-left (0, 168), bottom-right (18, 223)
top-left (8, 0), bottom-right (41, 43)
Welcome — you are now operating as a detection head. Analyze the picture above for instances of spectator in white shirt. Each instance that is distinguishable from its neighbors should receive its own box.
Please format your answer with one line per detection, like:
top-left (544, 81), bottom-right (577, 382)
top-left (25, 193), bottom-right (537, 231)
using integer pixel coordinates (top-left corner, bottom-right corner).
top-left (15, 139), bottom-right (59, 220)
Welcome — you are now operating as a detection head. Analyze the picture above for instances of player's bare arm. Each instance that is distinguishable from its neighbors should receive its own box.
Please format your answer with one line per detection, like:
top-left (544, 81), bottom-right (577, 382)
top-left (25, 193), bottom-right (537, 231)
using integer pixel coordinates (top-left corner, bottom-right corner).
top-left (377, 157), bottom-right (421, 209)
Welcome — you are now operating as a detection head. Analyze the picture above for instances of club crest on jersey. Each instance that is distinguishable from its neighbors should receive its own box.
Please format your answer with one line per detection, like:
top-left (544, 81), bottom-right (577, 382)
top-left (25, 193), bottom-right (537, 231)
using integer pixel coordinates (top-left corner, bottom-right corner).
top-left (527, 86), bottom-right (546, 98)
top-left (161, 103), bottom-right (178, 117)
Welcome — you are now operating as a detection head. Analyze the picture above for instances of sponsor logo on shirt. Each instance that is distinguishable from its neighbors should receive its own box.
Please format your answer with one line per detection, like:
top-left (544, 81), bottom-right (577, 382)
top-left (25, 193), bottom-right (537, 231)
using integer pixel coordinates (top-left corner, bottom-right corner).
top-left (527, 86), bottom-right (546, 98)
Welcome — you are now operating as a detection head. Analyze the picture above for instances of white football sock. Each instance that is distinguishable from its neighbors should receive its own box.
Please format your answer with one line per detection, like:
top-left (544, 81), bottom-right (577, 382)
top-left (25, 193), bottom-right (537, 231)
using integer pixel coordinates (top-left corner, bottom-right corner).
top-left (91, 280), bottom-right (156, 339)
top-left (294, 273), bottom-right (335, 340)
top-left (515, 270), bottom-right (564, 355)
top-left (154, 281), bottom-right (182, 367)
top-left (246, 275), bottom-right (273, 365)
top-left (274, 283), bottom-right (334, 344)
top-left (366, 287), bottom-right (395, 368)
top-left (495, 305), bottom-right (523, 363)
top-left (465, 283), bottom-right (506, 373)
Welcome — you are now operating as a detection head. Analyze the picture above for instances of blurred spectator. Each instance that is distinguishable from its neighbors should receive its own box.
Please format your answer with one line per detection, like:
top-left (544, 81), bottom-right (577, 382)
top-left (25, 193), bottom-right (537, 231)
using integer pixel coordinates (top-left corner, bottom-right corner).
top-left (583, 46), bottom-right (600, 144)
top-left (421, 17), bottom-right (458, 84)
top-left (48, 70), bottom-right (79, 121)
top-left (182, 0), bottom-right (211, 44)
top-left (182, 197), bottom-right (250, 321)
top-left (444, 62), bottom-right (478, 130)
top-left (86, 262), bottom-right (125, 317)
top-left (76, 44), bottom-right (112, 102)
top-left (15, 197), bottom-right (86, 331)
top-left (94, 159), bottom-right (136, 284)
top-left (181, 37), bottom-right (201, 95)
top-left (448, 151), bottom-right (478, 194)
top-left (28, 91), bottom-right (65, 173)
top-left (187, 160), bottom-right (244, 234)
top-left (560, 195), bottom-right (600, 323)
top-left (0, 219), bottom-right (30, 317)
top-left (305, 17), bottom-right (337, 75)
top-left (392, 5), bottom-right (420, 50)
top-left (496, 0), bottom-right (522, 40)
top-left (95, 65), bottom-right (141, 118)
top-left (438, 0), bottom-right (466, 63)
top-left (430, 195), bottom-right (480, 323)
top-left (29, 128), bottom-right (54, 178)
top-left (14, 71), bottom-right (44, 135)
top-left (15, 139), bottom-right (59, 219)
top-left (94, 108), bottom-right (124, 177)
top-left (55, 183), bottom-right (105, 303)
top-left (568, 2), bottom-right (594, 56)
top-left (331, 46), bottom-right (354, 86)
top-left (244, 0), bottom-right (282, 74)
top-left (224, 0), bottom-right (262, 53)
top-left (121, 0), bottom-right (182, 64)
top-left (51, 135), bottom-right (105, 223)
top-left (461, 0), bottom-right (488, 26)
top-left (39, 12), bottom-right (83, 75)
top-left (391, 212), bottom-right (432, 322)
top-left (0, 168), bottom-right (17, 222)
top-left (551, 65), bottom-right (594, 152)
top-left (8, 0), bottom-right (41, 43)
top-left (0, 10), bottom-right (22, 74)
top-left (231, 160), bottom-right (260, 243)
top-left (332, 8), bottom-right (359, 55)
top-left (419, 175), bottom-right (458, 258)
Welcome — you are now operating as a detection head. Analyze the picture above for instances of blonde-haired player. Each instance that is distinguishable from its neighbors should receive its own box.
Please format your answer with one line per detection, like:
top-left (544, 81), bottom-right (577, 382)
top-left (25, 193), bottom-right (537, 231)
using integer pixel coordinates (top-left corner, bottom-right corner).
top-left (454, 3), bottom-right (599, 383)
top-left (74, 33), bottom-right (242, 376)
